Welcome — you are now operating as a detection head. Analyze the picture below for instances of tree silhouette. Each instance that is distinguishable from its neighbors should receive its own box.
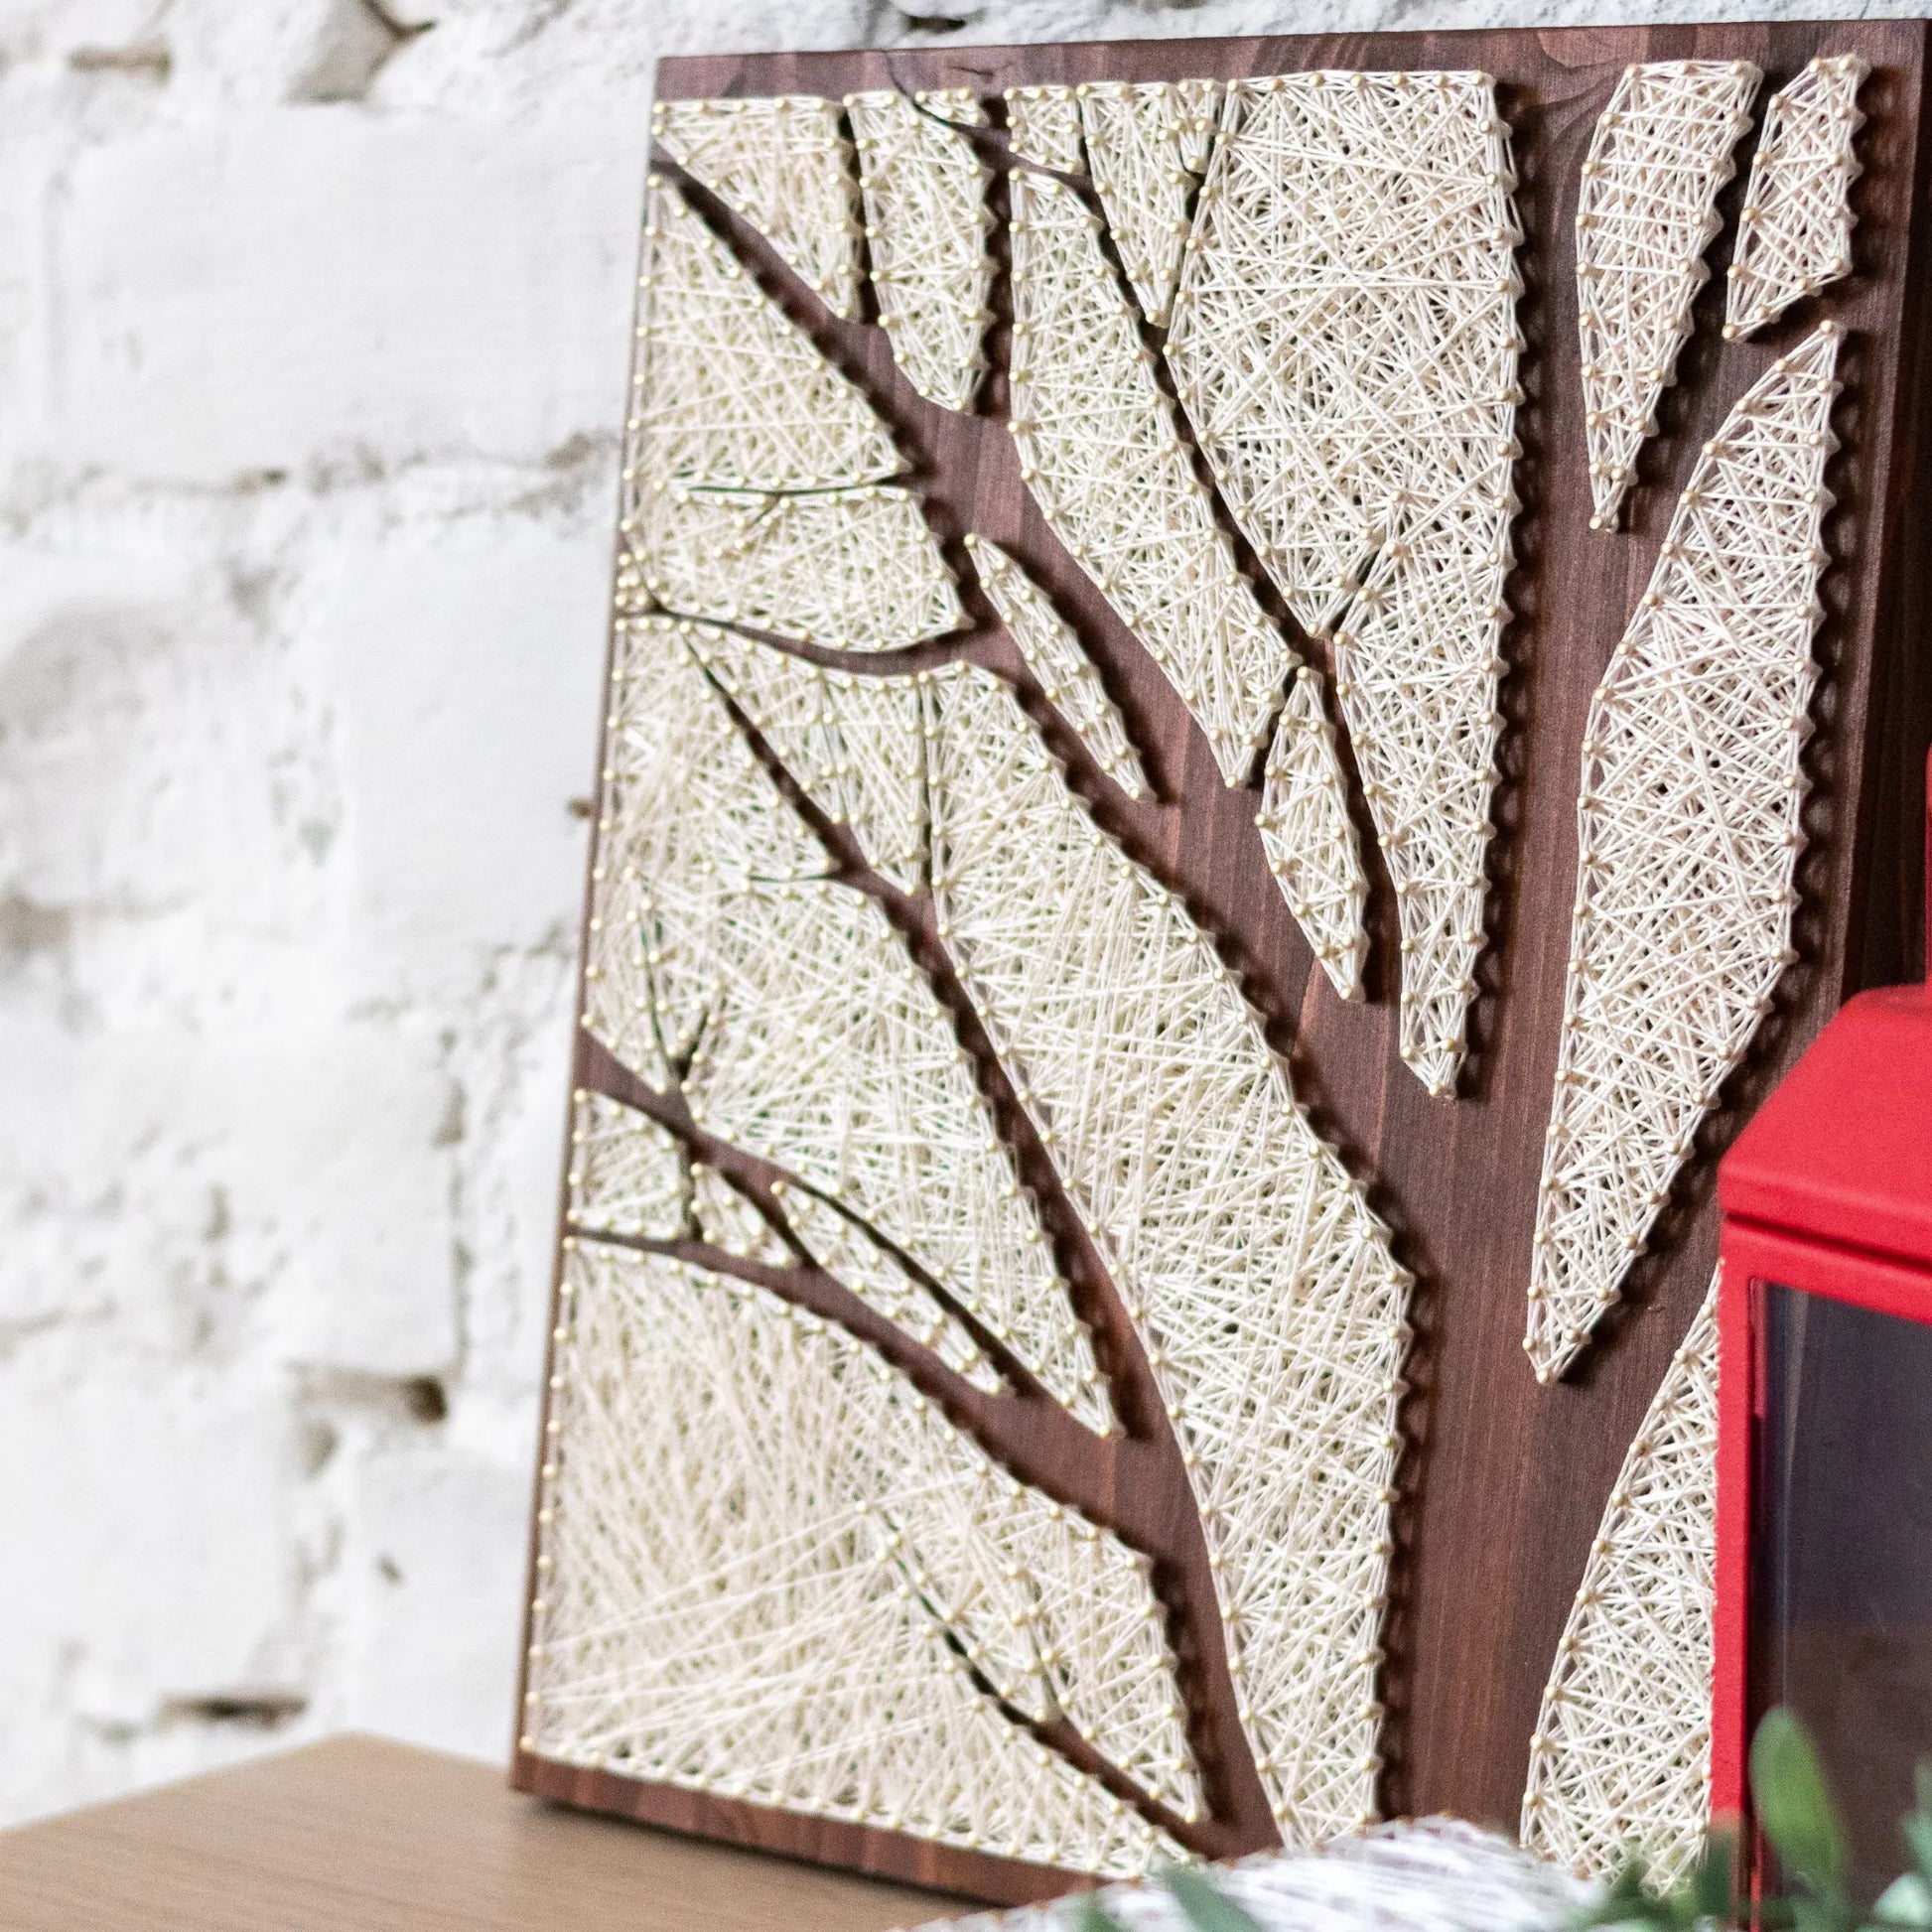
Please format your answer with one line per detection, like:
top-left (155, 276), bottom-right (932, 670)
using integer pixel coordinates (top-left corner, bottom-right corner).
top-left (519, 59), bottom-right (1863, 1885)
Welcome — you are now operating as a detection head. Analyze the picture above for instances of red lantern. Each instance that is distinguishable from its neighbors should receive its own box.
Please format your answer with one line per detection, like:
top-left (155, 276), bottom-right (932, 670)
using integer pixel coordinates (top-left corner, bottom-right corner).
top-left (1715, 751), bottom-right (1932, 1899)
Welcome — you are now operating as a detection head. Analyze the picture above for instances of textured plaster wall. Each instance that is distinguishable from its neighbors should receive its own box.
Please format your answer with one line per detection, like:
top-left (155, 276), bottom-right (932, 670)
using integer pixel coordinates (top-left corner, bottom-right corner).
top-left (0, 0), bottom-right (1905, 1830)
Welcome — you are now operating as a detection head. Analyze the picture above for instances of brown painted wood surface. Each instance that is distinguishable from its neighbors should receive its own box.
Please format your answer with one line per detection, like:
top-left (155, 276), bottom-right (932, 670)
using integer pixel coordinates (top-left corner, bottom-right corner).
top-left (520, 18), bottom-right (1932, 1902)
top-left (0, 1736), bottom-right (958, 1931)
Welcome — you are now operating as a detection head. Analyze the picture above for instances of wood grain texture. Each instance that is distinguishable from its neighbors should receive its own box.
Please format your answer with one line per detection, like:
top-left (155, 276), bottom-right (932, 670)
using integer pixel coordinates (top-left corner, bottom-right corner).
top-left (520, 18), bottom-right (1932, 1900)
top-left (0, 1736), bottom-right (958, 1932)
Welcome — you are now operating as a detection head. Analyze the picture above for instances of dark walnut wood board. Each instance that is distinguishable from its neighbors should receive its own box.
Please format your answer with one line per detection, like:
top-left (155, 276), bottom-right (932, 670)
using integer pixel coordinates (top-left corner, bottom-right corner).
top-left (514, 18), bottom-right (1932, 1905)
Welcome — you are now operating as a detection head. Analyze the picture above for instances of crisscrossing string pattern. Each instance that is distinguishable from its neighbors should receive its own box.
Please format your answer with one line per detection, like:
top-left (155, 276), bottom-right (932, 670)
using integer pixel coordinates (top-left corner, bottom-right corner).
top-left (621, 177), bottom-right (960, 651)
top-left (1080, 80), bottom-right (1220, 328)
top-left (1575, 61), bottom-right (1762, 529)
top-left (525, 1242), bottom-right (1184, 1873)
top-left (1529, 326), bottom-right (1841, 1383)
top-left (847, 89), bottom-right (994, 412)
top-left (652, 94), bottom-right (862, 318)
top-left (1521, 1273), bottom-right (1721, 1885)
top-left (1725, 56), bottom-right (1867, 341)
top-left (536, 53), bottom-right (1867, 1882)
top-left (929, 661), bottom-right (1411, 1845)
top-left (1167, 69), bottom-right (1523, 1094)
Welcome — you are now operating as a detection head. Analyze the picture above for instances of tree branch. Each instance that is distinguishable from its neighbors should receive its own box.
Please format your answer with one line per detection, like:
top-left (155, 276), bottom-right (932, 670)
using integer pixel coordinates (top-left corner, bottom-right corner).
top-left (638, 145), bottom-right (1283, 1856)
top-left (577, 1031), bottom-right (1050, 1405)
top-left (638, 599), bottom-right (996, 676)
top-left (901, 1565), bottom-right (1208, 1850)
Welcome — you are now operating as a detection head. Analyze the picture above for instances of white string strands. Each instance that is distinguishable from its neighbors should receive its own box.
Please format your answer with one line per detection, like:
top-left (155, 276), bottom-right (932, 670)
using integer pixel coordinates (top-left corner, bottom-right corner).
top-left (629, 174), bottom-right (897, 491)
top-left (631, 483), bottom-right (964, 650)
top-left (1006, 86), bottom-right (1086, 175)
top-left (525, 1243), bottom-right (1184, 1873)
top-left (772, 1182), bottom-right (1005, 1394)
top-left (1725, 56), bottom-right (1867, 342)
top-left (1004, 164), bottom-right (1369, 998)
top-left (566, 1039), bottom-right (1001, 1391)
top-left (1007, 169), bottom-right (1296, 789)
top-left (1576, 61), bottom-right (1762, 530)
top-left (688, 874), bottom-right (1112, 1430)
top-left (652, 94), bottom-right (863, 319)
top-left (590, 617), bottom-right (1109, 1425)
top-left (692, 1160), bottom-right (791, 1263)
top-left (927, 1818), bottom-right (1585, 1932)
top-left (621, 177), bottom-right (961, 650)
top-left (567, 1090), bottom-right (691, 1240)
top-left (582, 617), bottom-right (823, 1090)
top-left (1167, 70), bottom-right (1523, 1095)
top-left (1080, 81), bottom-right (1221, 328)
top-left (1256, 667), bottom-right (1370, 999)
top-left (689, 623), bottom-right (930, 890)
top-left (847, 89), bottom-right (994, 413)
top-left (928, 662), bottom-right (1411, 1847)
top-left (1528, 327), bottom-right (1841, 1383)
top-left (968, 535), bottom-right (1147, 799)
top-left (1521, 1273), bottom-right (1721, 1886)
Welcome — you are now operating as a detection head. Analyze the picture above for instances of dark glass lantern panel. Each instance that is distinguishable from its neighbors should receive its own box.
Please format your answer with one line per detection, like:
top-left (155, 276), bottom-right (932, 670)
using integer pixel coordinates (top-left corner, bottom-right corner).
top-left (1752, 1284), bottom-right (1932, 1904)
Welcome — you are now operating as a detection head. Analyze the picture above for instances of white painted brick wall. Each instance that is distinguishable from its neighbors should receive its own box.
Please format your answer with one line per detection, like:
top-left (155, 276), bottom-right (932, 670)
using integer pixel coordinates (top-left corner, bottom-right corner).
top-left (0, 0), bottom-right (1902, 1829)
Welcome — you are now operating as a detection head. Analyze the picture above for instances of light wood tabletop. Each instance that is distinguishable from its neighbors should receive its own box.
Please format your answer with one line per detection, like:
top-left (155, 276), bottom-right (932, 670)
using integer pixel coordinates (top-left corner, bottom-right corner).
top-left (0, 1734), bottom-right (967, 1931)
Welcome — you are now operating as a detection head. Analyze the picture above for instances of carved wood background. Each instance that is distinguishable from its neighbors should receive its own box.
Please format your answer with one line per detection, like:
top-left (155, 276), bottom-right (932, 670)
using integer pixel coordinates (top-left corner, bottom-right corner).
top-left (515, 17), bottom-right (1932, 1903)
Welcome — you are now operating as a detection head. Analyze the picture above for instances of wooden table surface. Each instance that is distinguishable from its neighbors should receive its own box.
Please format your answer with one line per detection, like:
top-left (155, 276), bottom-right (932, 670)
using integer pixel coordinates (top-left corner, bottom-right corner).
top-left (0, 1735), bottom-right (966, 1931)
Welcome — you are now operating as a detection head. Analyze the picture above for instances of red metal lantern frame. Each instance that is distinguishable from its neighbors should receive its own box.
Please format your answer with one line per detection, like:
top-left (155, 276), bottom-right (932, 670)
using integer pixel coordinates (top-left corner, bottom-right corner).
top-left (1714, 750), bottom-right (1932, 1839)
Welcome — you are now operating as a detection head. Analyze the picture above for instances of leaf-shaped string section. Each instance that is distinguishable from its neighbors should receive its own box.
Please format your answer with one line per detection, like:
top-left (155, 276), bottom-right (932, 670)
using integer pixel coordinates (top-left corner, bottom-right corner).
top-left (1529, 325), bottom-right (1841, 1382)
top-left (1080, 80), bottom-right (1220, 329)
top-left (928, 658), bottom-right (1412, 1848)
top-left (652, 93), bottom-right (864, 319)
top-left (1724, 55), bottom-right (1867, 342)
top-left (1521, 1273), bottom-right (1721, 1884)
top-left (1166, 69), bottom-right (1524, 1093)
top-left (525, 1240), bottom-right (1189, 1875)
top-left (621, 176), bottom-right (961, 650)
top-left (1575, 60), bottom-right (1761, 529)
top-left (847, 89), bottom-right (994, 412)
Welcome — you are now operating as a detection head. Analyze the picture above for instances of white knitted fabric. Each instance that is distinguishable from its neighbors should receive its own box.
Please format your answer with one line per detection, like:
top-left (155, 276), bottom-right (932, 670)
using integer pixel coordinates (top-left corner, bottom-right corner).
top-left (930, 661), bottom-right (1410, 1845)
top-left (968, 535), bottom-right (1148, 798)
top-left (1576, 61), bottom-right (1761, 529)
top-left (1725, 56), bottom-right (1867, 341)
top-left (652, 93), bottom-right (862, 318)
top-left (622, 176), bottom-right (961, 648)
top-left (922, 1818), bottom-right (1584, 1932)
top-left (1081, 80), bottom-right (1220, 327)
top-left (1522, 1274), bottom-right (1721, 1886)
top-left (847, 89), bottom-right (993, 412)
top-left (1167, 71), bottom-right (1523, 1095)
top-left (1528, 326), bottom-right (1840, 1382)
top-left (1007, 85), bottom-right (1086, 175)
top-left (525, 1242), bottom-right (1182, 1873)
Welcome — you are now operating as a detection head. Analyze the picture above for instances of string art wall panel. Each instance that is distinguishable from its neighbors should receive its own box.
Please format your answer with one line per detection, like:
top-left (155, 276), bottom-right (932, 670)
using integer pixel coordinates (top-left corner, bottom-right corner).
top-left (516, 21), bottom-right (1932, 1903)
